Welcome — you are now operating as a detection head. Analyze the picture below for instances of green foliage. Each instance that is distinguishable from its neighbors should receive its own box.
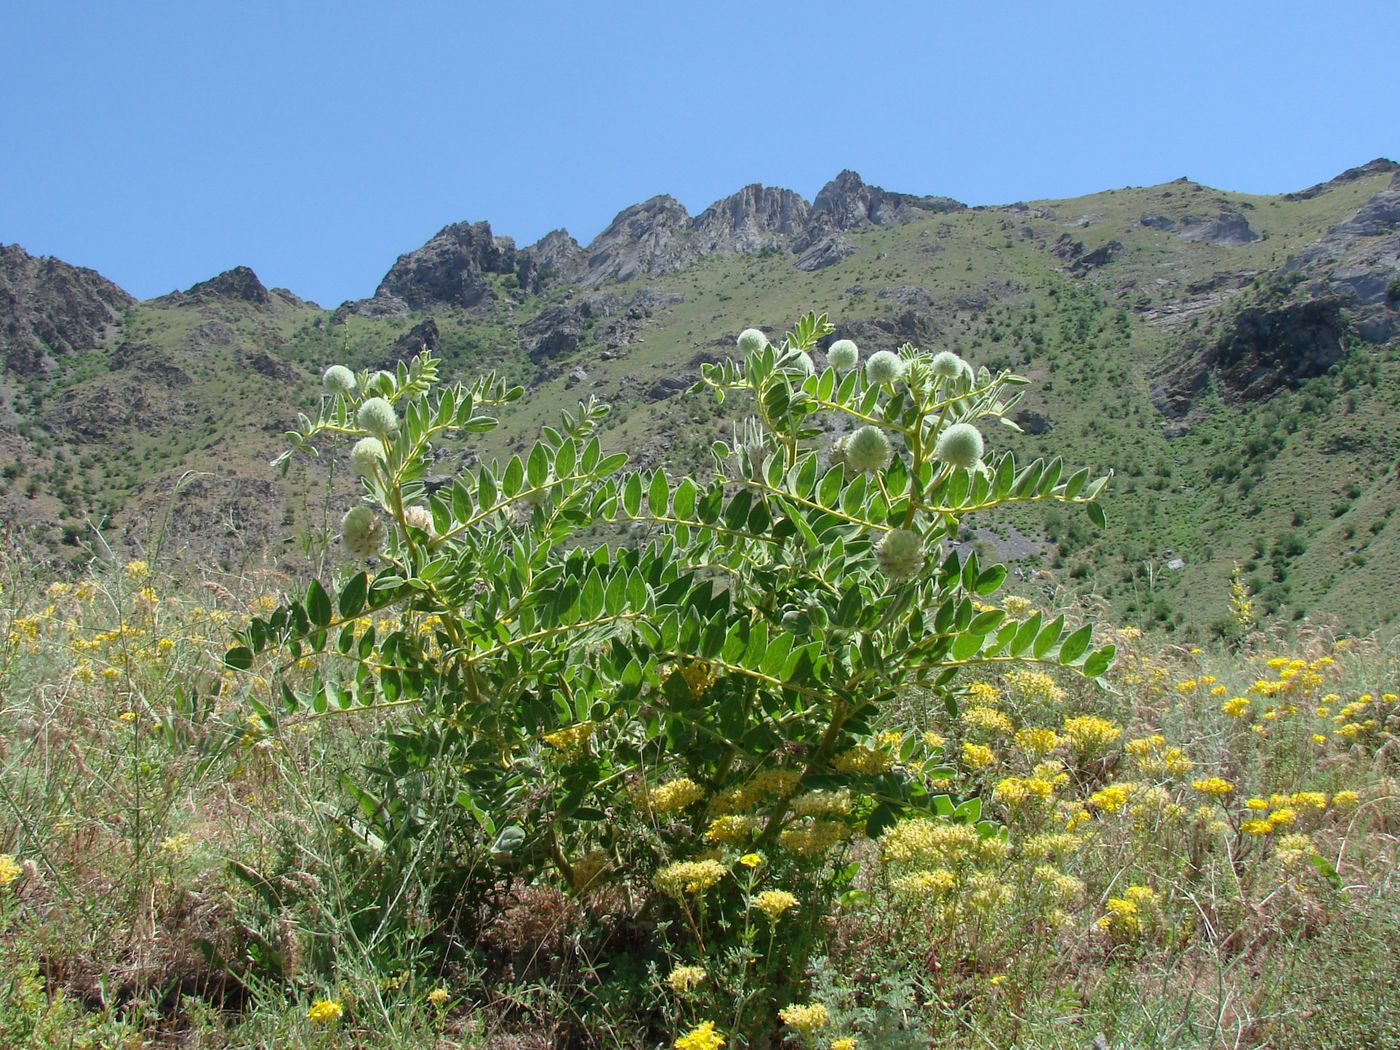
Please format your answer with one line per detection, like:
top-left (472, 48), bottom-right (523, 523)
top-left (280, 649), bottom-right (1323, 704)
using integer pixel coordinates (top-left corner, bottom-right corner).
top-left (228, 314), bottom-right (1113, 1037)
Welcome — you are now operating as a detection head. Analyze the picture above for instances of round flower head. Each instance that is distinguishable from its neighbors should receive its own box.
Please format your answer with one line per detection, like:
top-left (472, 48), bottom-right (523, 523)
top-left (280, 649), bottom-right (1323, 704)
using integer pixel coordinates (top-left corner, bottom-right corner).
top-left (844, 425), bottom-right (892, 473)
top-left (779, 349), bottom-right (815, 377)
top-left (877, 528), bottom-right (925, 580)
top-left (737, 328), bottom-right (768, 355)
top-left (322, 364), bottom-right (356, 395)
top-left (402, 505), bottom-right (435, 535)
top-left (341, 506), bottom-right (384, 559)
top-left (935, 422), bottom-right (984, 469)
top-left (865, 349), bottom-right (907, 386)
top-left (930, 350), bottom-right (965, 380)
top-left (827, 339), bottom-right (859, 370)
top-left (357, 396), bottom-right (398, 437)
top-left (350, 437), bottom-right (386, 476)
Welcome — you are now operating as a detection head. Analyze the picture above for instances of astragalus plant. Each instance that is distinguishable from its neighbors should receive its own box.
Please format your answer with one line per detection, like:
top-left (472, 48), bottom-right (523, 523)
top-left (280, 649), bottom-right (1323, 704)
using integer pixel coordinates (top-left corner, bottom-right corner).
top-left (227, 313), bottom-right (1114, 1039)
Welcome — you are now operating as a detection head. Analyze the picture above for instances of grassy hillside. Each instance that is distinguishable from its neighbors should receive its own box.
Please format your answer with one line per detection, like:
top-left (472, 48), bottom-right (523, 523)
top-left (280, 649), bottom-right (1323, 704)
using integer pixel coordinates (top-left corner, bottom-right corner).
top-left (4, 166), bottom-right (1398, 637)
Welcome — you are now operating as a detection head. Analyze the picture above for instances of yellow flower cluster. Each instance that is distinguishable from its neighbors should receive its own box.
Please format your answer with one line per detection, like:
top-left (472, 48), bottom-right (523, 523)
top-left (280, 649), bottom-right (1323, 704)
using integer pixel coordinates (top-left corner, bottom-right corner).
top-left (833, 745), bottom-right (894, 776)
top-left (1063, 715), bottom-right (1121, 756)
top-left (778, 1003), bottom-right (829, 1037)
top-left (1014, 727), bottom-right (1061, 755)
top-left (709, 768), bottom-right (800, 815)
top-left (779, 820), bottom-right (852, 856)
top-left (965, 680), bottom-right (1003, 706)
top-left (654, 859), bottom-right (727, 898)
top-left (667, 965), bottom-right (707, 994)
top-left (645, 777), bottom-right (706, 813)
top-left (542, 721), bottom-right (595, 751)
top-left (880, 819), bottom-right (981, 866)
top-left (705, 814), bottom-right (759, 844)
top-left (963, 705), bottom-right (1014, 737)
top-left (1191, 776), bottom-right (1234, 797)
top-left (306, 999), bottom-right (344, 1024)
top-left (1125, 735), bottom-right (1192, 778)
top-left (674, 1020), bottom-right (725, 1050)
top-left (791, 789), bottom-right (853, 817)
top-left (961, 742), bottom-right (996, 769)
top-left (752, 889), bottom-right (799, 921)
top-left (1004, 669), bottom-right (1065, 706)
top-left (1095, 884), bottom-right (1159, 938)
top-left (0, 854), bottom-right (21, 887)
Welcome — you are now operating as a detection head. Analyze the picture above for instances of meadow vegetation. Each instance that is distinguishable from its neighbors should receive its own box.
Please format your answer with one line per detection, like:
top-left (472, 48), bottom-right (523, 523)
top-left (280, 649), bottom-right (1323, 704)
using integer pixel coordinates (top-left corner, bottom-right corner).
top-left (1, 320), bottom-right (1397, 1049)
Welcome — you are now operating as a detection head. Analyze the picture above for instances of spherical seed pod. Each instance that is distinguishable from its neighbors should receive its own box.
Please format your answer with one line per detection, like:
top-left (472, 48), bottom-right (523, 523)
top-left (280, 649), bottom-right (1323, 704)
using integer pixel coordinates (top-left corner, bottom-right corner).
top-left (827, 339), bottom-right (859, 370)
top-left (322, 365), bottom-right (356, 395)
top-left (357, 396), bottom-right (398, 437)
top-left (876, 528), bottom-right (925, 580)
top-left (845, 425), bottom-right (892, 473)
top-left (402, 505), bottom-right (435, 535)
top-left (737, 328), bottom-right (768, 355)
top-left (930, 351), bottom-right (965, 380)
top-left (341, 506), bottom-right (384, 559)
top-left (865, 350), bottom-right (907, 386)
top-left (934, 422), bottom-right (985, 469)
top-left (349, 437), bottom-right (386, 476)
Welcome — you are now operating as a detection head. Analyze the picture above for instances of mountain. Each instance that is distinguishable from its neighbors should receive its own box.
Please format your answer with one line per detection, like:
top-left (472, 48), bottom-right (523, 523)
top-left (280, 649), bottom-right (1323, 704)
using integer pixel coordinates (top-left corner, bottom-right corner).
top-left (2, 160), bottom-right (1398, 637)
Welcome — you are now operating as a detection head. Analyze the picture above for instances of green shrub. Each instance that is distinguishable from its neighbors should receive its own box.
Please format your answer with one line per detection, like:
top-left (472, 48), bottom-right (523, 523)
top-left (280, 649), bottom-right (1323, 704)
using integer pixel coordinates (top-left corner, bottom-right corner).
top-left (228, 314), bottom-right (1113, 1040)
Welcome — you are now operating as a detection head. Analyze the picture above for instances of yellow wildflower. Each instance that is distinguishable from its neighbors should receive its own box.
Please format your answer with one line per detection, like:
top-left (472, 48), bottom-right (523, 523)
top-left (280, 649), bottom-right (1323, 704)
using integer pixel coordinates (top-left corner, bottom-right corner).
top-left (543, 721), bottom-right (596, 751)
top-left (965, 681), bottom-right (1003, 706)
top-left (779, 1003), bottom-right (830, 1037)
top-left (738, 852), bottom-right (764, 868)
top-left (0, 854), bottom-right (21, 887)
top-left (1062, 715), bottom-right (1121, 756)
top-left (961, 742), bottom-right (996, 770)
top-left (922, 730), bottom-right (945, 750)
top-left (1005, 669), bottom-right (1065, 705)
top-left (752, 889), bottom-right (799, 921)
top-left (1191, 776), bottom-right (1234, 796)
top-left (706, 815), bottom-right (759, 844)
top-left (1014, 727), bottom-right (1061, 755)
top-left (674, 1021), bottom-right (725, 1050)
top-left (1087, 783), bottom-right (1136, 814)
top-left (833, 745), bottom-right (894, 775)
top-left (655, 860), bottom-right (727, 898)
top-left (1331, 790), bottom-right (1360, 809)
top-left (426, 987), bottom-right (450, 1007)
top-left (646, 778), bottom-right (706, 813)
top-left (307, 999), bottom-right (343, 1024)
top-left (963, 705), bottom-right (1014, 737)
top-left (1221, 697), bottom-right (1251, 717)
top-left (831, 1040), bottom-right (858, 1050)
top-left (124, 559), bottom-right (150, 581)
top-left (1241, 819), bottom-right (1272, 835)
top-left (667, 965), bottom-right (707, 994)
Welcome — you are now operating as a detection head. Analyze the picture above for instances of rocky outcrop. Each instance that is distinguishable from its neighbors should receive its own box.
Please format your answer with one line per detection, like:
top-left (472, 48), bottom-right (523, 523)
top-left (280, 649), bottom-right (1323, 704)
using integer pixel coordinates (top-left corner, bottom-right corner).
top-left (1283, 157), bottom-right (1399, 201)
top-left (518, 229), bottom-right (587, 291)
top-left (689, 185), bottom-right (810, 255)
top-left (378, 318), bottom-right (441, 370)
top-left (792, 170), bottom-right (963, 255)
top-left (1155, 297), bottom-right (1349, 415)
top-left (581, 196), bottom-right (693, 286)
top-left (0, 243), bottom-right (134, 374)
top-left (1281, 172), bottom-right (1400, 342)
top-left (184, 266), bottom-right (271, 304)
top-left (795, 232), bottom-right (856, 271)
top-left (371, 221), bottom-right (519, 313)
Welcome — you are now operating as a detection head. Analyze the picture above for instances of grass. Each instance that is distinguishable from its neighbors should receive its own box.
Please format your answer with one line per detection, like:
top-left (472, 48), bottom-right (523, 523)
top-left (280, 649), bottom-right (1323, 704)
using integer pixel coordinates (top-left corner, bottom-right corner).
top-left (0, 545), bottom-right (1396, 1048)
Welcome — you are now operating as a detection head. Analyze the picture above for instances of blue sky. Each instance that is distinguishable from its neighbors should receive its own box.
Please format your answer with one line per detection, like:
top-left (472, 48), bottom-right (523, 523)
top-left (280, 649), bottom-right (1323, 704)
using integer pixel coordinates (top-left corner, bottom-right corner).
top-left (3, 1), bottom-right (1397, 306)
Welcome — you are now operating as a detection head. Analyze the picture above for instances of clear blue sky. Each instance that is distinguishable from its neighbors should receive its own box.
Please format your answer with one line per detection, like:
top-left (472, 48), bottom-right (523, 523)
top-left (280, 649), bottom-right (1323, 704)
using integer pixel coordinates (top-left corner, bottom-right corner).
top-left (3, 1), bottom-right (1397, 307)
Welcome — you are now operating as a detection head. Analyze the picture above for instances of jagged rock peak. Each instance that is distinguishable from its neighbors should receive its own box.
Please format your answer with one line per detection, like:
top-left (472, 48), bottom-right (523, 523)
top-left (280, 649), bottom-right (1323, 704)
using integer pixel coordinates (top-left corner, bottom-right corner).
top-left (184, 265), bottom-right (270, 304)
top-left (1, 243), bottom-right (134, 374)
top-left (809, 170), bottom-right (965, 230)
top-left (689, 184), bottom-right (811, 253)
top-left (519, 228), bottom-right (587, 290)
top-left (374, 220), bottom-right (518, 313)
top-left (582, 196), bottom-right (694, 285)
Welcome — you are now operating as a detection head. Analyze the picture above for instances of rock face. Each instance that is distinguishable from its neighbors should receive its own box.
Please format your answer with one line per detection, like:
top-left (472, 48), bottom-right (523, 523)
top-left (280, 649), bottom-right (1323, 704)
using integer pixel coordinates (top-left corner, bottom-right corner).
top-left (793, 170), bottom-right (964, 255)
top-left (381, 318), bottom-right (441, 369)
top-left (1279, 171), bottom-right (1400, 343)
top-left (1156, 298), bottom-right (1349, 415)
top-left (372, 221), bottom-right (520, 313)
top-left (688, 185), bottom-right (810, 255)
top-left (1283, 157), bottom-right (1400, 201)
top-left (518, 229), bottom-right (587, 291)
top-left (581, 196), bottom-right (693, 285)
top-left (0, 243), bottom-right (134, 374)
top-left (184, 265), bottom-right (271, 304)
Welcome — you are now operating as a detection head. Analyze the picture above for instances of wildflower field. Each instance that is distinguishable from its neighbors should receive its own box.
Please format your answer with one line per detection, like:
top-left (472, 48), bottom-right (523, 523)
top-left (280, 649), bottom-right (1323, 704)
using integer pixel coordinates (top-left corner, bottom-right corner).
top-left (2, 325), bottom-right (1399, 1050)
top-left (1, 555), bottom-right (1396, 1049)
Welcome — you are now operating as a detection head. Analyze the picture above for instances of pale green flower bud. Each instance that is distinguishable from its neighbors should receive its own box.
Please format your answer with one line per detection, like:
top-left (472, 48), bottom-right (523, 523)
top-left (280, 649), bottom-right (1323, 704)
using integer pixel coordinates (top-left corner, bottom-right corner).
top-left (402, 505), bottom-right (435, 534)
top-left (876, 528), bottom-right (925, 580)
top-left (322, 365), bottom-right (356, 394)
top-left (779, 349), bottom-right (815, 377)
top-left (350, 437), bottom-right (386, 476)
top-left (737, 328), bottom-right (768, 355)
top-left (865, 350), bottom-right (906, 386)
top-left (845, 425), bottom-right (892, 473)
top-left (827, 339), bottom-right (859, 370)
top-left (357, 397), bottom-right (398, 437)
top-left (930, 351), bottom-right (964, 380)
top-left (341, 506), bottom-right (384, 559)
top-left (935, 422), bottom-right (984, 469)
